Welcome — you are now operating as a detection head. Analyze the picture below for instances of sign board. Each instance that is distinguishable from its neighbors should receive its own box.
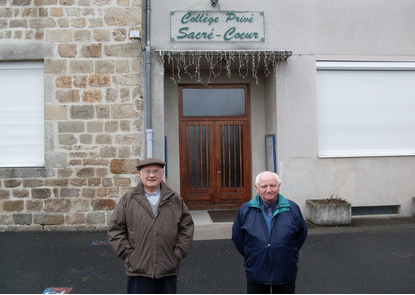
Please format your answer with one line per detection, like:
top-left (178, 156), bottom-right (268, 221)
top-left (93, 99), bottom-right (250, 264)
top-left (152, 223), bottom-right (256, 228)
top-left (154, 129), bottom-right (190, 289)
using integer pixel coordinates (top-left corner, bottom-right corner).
top-left (170, 11), bottom-right (265, 42)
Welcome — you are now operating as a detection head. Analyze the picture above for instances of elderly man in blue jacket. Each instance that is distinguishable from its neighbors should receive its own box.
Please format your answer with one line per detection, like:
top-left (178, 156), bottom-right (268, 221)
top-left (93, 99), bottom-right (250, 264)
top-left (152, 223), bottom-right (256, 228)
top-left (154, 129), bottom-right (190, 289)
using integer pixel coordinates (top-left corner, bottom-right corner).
top-left (232, 171), bottom-right (308, 294)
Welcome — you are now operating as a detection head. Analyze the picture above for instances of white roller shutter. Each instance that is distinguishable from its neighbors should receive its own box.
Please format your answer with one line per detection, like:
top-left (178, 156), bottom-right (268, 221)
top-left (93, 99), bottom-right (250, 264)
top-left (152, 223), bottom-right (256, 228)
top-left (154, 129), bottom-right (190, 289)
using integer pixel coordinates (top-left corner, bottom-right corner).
top-left (0, 61), bottom-right (45, 167)
top-left (316, 61), bottom-right (415, 158)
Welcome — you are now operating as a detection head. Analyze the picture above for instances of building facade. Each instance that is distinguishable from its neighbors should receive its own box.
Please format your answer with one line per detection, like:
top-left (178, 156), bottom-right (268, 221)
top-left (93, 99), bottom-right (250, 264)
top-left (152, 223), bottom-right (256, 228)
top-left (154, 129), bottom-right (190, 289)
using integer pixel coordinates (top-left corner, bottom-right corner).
top-left (1, 0), bottom-right (415, 230)
top-left (0, 0), bottom-right (145, 229)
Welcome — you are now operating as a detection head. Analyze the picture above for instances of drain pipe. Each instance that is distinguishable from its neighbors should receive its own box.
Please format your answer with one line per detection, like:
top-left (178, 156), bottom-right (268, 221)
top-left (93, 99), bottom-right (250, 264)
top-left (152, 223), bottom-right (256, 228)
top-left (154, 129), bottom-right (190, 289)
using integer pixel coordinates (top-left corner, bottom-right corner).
top-left (145, 0), bottom-right (153, 158)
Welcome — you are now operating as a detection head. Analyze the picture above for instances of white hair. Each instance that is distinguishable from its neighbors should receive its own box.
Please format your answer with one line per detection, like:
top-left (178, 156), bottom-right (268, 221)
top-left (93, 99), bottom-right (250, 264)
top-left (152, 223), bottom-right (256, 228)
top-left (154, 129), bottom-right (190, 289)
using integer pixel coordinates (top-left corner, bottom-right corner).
top-left (255, 171), bottom-right (280, 186)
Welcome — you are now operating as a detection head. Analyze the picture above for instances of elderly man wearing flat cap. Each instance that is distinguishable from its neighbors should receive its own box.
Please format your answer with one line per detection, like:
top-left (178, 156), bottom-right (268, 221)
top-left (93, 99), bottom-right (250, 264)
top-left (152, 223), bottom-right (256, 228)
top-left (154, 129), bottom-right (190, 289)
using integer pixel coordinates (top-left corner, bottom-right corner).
top-left (108, 157), bottom-right (194, 294)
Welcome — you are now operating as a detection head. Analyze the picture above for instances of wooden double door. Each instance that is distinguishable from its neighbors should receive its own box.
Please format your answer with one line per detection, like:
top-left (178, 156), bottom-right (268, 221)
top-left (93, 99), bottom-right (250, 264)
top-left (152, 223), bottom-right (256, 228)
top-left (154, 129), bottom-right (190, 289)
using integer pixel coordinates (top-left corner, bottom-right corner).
top-left (179, 85), bottom-right (251, 209)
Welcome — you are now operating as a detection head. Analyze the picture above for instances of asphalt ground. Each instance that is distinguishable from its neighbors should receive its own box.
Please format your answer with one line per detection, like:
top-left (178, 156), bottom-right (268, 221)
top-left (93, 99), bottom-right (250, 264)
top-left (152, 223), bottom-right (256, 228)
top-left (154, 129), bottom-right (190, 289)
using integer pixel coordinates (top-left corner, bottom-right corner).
top-left (1, 220), bottom-right (415, 294)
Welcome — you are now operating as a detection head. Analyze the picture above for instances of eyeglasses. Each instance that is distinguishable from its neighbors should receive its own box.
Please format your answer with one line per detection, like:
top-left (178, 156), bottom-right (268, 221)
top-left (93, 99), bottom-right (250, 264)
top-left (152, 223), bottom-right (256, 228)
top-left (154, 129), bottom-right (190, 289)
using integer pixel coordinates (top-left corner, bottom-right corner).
top-left (140, 169), bottom-right (164, 176)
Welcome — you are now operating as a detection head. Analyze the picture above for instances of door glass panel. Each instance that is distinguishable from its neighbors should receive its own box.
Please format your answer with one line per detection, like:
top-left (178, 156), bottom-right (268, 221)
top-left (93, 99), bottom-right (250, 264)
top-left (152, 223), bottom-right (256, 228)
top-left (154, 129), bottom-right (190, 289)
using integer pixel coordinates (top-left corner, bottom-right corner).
top-left (183, 88), bottom-right (245, 116)
top-left (220, 123), bottom-right (244, 188)
top-left (186, 123), bottom-right (210, 190)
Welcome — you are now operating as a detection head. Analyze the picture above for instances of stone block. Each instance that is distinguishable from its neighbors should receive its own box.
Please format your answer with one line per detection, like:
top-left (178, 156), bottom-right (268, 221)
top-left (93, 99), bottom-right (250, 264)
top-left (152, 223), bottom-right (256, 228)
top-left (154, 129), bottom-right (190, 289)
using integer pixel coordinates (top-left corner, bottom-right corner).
top-left (114, 178), bottom-right (131, 187)
top-left (12, 189), bottom-right (30, 198)
top-left (22, 179), bottom-right (44, 188)
top-left (29, 18), bottom-right (56, 29)
top-left (26, 200), bottom-right (43, 211)
top-left (77, 167), bottom-right (95, 178)
top-left (105, 121), bottom-right (118, 133)
top-left (69, 60), bottom-right (93, 74)
top-left (3, 200), bottom-right (24, 212)
top-left (104, 7), bottom-right (141, 26)
top-left (70, 152), bottom-right (88, 158)
top-left (44, 59), bottom-right (67, 74)
top-left (80, 43), bottom-right (102, 58)
top-left (83, 159), bottom-right (109, 166)
top-left (70, 105), bottom-right (94, 120)
top-left (104, 43), bottom-right (141, 58)
top-left (82, 188), bottom-right (95, 198)
top-left (72, 199), bottom-right (90, 212)
top-left (45, 198), bottom-right (72, 212)
top-left (105, 88), bottom-right (118, 102)
top-left (93, 29), bottom-right (111, 42)
top-left (45, 29), bottom-right (73, 41)
top-left (21, 8), bottom-right (36, 17)
top-left (0, 8), bottom-right (13, 18)
top-left (110, 159), bottom-right (139, 174)
top-left (115, 134), bottom-right (140, 145)
top-left (74, 30), bottom-right (91, 41)
top-left (118, 146), bottom-right (131, 158)
top-left (96, 105), bottom-right (110, 119)
top-left (50, 7), bottom-right (64, 17)
top-left (10, 19), bottom-right (28, 28)
top-left (112, 104), bottom-right (139, 119)
top-left (55, 75), bottom-right (72, 87)
top-left (59, 134), bottom-right (77, 145)
top-left (70, 178), bottom-right (87, 186)
top-left (80, 134), bottom-right (93, 144)
top-left (89, 18), bottom-right (103, 28)
top-left (113, 74), bottom-right (140, 87)
top-left (113, 28), bottom-right (126, 42)
top-left (34, 213), bottom-right (64, 225)
top-left (96, 134), bottom-right (112, 144)
top-left (60, 188), bottom-right (80, 198)
top-left (45, 179), bottom-right (69, 187)
top-left (32, 188), bottom-right (52, 199)
top-left (86, 212), bottom-right (105, 224)
top-left (88, 75), bottom-right (110, 87)
top-left (72, 18), bottom-right (87, 28)
top-left (57, 168), bottom-right (73, 178)
top-left (88, 178), bottom-right (101, 186)
top-left (58, 121), bottom-right (85, 133)
top-left (34, 0), bottom-right (57, 5)
top-left (45, 105), bottom-right (68, 120)
top-left (96, 60), bottom-right (115, 74)
top-left (13, 213), bottom-right (32, 225)
top-left (82, 88), bottom-right (103, 102)
top-left (100, 146), bottom-right (117, 158)
top-left (102, 178), bottom-right (113, 187)
top-left (45, 153), bottom-right (67, 169)
top-left (4, 179), bottom-right (21, 188)
top-left (96, 168), bottom-right (108, 177)
top-left (66, 213), bottom-right (86, 225)
top-left (56, 89), bottom-right (80, 103)
top-left (73, 75), bottom-right (87, 88)
top-left (92, 199), bottom-right (116, 211)
top-left (0, 214), bottom-right (13, 225)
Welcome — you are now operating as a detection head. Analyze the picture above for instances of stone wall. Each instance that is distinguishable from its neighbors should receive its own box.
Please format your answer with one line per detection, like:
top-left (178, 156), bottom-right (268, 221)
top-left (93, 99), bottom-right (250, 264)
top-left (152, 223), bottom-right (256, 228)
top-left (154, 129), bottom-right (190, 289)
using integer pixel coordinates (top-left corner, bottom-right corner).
top-left (0, 0), bottom-right (145, 230)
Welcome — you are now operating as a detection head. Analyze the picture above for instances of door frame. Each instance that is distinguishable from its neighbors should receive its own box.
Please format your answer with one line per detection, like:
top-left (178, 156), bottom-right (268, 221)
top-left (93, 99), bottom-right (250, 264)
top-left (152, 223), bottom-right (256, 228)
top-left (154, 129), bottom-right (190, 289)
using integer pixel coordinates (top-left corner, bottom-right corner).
top-left (178, 84), bottom-right (251, 210)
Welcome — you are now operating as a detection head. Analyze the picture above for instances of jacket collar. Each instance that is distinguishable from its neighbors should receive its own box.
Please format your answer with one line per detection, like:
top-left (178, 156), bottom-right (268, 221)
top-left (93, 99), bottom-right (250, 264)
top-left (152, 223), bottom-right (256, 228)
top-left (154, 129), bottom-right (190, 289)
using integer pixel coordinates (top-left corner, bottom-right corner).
top-left (248, 194), bottom-right (291, 216)
top-left (133, 182), bottom-right (174, 202)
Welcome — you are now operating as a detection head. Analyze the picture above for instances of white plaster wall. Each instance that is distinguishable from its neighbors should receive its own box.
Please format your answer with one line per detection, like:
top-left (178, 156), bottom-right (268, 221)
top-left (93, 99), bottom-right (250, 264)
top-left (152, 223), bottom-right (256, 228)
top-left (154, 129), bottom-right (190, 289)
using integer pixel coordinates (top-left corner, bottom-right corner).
top-left (151, 0), bottom-right (415, 56)
top-left (151, 0), bottom-right (415, 216)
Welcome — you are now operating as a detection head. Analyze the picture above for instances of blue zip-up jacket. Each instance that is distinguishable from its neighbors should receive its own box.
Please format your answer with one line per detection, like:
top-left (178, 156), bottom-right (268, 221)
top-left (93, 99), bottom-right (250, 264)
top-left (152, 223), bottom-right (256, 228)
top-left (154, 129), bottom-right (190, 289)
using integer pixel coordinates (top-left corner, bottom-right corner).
top-left (232, 194), bottom-right (308, 285)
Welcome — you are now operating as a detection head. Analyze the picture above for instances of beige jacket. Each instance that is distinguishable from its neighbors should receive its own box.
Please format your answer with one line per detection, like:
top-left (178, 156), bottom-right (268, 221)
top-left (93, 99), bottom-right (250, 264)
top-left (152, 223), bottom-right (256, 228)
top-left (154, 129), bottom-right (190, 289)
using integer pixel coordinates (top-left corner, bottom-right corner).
top-left (107, 182), bottom-right (194, 278)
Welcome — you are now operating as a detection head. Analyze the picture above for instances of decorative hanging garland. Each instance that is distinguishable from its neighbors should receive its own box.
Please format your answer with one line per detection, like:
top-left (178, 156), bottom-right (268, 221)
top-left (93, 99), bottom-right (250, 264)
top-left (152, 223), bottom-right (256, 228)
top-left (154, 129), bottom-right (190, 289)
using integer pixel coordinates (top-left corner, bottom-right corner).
top-left (154, 50), bottom-right (292, 85)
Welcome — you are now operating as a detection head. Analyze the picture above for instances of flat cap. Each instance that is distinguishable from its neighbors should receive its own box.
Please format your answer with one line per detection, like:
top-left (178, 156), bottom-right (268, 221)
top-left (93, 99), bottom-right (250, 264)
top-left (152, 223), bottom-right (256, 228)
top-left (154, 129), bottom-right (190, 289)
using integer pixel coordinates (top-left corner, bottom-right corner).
top-left (136, 157), bottom-right (166, 170)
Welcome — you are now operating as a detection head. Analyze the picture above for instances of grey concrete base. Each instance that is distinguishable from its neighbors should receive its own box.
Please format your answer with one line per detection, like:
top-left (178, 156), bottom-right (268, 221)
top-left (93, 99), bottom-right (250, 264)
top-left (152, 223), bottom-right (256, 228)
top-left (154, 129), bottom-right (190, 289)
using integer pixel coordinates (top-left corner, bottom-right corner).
top-left (306, 199), bottom-right (351, 226)
top-left (412, 197), bottom-right (415, 217)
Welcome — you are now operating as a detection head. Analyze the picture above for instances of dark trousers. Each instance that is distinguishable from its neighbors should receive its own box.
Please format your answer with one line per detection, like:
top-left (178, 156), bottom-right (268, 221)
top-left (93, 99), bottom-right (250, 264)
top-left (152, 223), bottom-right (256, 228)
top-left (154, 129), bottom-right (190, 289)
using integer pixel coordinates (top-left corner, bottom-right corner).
top-left (127, 275), bottom-right (177, 294)
top-left (247, 280), bottom-right (296, 294)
